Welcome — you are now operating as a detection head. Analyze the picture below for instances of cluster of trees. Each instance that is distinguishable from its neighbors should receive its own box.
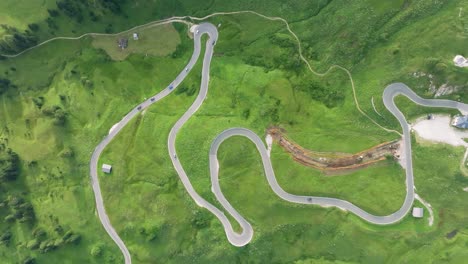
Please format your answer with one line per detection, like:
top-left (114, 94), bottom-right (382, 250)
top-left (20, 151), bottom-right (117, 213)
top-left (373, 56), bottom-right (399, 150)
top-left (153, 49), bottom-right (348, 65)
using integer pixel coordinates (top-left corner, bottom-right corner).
top-left (0, 78), bottom-right (17, 95)
top-left (171, 42), bottom-right (190, 59)
top-left (66, 69), bottom-right (95, 88)
top-left (175, 85), bottom-right (196, 96)
top-left (0, 0), bottom-right (129, 54)
top-left (0, 25), bottom-right (38, 54)
top-left (243, 54), bottom-right (275, 71)
top-left (99, 0), bottom-right (125, 14)
top-left (424, 57), bottom-right (447, 75)
top-left (190, 210), bottom-right (211, 229)
top-left (27, 23), bottom-right (40, 32)
top-left (138, 224), bottom-right (161, 242)
top-left (60, 147), bottom-right (74, 158)
top-left (55, 0), bottom-right (126, 24)
top-left (259, 97), bottom-right (281, 122)
top-left (291, 77), bottom-right (345, 108)
top-left (80, 77), bottom-right (94, 88)
top-left (90, 243), bottom-right (104, 257)
top-left (32, 96), bottom-right (45, 109)
top-left (0, 147), bottom-right (20, 182)
top-left (269, 33), bottom-right (295, 49)
top-left (0, 146), bottom-right (42, 261)
top-left (56, 0), bottom-right (84, 23)
top-left (239, 32), bottom-right (302, 73)
top-left (0, 230), bottom-right (12, 246)
top-left (242, 109), bottom-right (250, 120)
top-left (2, 196), bottom-right (35, 223)
top-left (26, 227), bottom-right (81, 253)
top-left (42, 105), bottom-right (67, 126)
top-left (22, 256), bottom-right (36, 264)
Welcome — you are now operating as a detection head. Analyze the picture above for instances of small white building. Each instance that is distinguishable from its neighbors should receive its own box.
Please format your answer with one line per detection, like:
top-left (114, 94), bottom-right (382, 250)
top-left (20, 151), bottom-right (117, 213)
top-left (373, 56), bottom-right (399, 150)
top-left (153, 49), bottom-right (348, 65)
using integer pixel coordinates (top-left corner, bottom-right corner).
top-left (453, 55), bottom-right (468, 67)
top-left (412, 207), bottom-right (424, 218)
top-left (133, 33), bottom-right (139, 40)
top-left (102, 164), bottom-right (112, 174)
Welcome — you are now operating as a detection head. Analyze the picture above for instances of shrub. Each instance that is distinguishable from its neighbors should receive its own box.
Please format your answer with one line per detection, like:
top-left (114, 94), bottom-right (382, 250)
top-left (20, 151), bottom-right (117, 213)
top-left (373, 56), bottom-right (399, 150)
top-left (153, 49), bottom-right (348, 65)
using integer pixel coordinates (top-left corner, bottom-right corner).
top-left (4, 215), bottom-right (15, 223)
top-left (90, 243), bottom-right (103, 257)
top-left (26, 239), bottom-right (40, 250)
top-left (60, 147), bottom-right (74, 158)
top-left (67, 234), bottom-right (81, 244)
top-left (0, 230), bottom-right (12, 245)
top-left (27, 24), bottom-right (39, 32)
top-left (242, 109), bottom-right (250, 120)
top-left (190, 210), bottom-right (210, 229)
top-left (32, 227), bottom-right (47, 240)
top-left (0, 150), bottom-right (20, 181)
top-left (47, 9), bottom-right (60, 17)
top-left (0, 78), bottom-right (11, 94)
top-left (32, 96), bottom-right (45, 109)
top-left (39, 239), bottom-right (57, 253)
top-left (22, 256), bottom-right (36, 264)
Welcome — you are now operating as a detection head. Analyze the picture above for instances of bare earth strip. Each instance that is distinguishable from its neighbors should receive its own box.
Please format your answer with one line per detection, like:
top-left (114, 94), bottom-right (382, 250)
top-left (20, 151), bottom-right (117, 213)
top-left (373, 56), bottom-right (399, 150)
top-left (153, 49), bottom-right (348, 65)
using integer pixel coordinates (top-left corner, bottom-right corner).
top-left (267, 126), bottom-right (400, 174)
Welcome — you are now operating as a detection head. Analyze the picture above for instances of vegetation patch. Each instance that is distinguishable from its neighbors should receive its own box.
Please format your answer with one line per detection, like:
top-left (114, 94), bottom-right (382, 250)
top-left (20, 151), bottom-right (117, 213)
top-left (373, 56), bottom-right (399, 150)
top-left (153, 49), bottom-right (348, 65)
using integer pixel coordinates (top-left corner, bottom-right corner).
top-left (91, 23), bottom-right (181, 61)
top-left (0, 0), bottom-right (467, 263)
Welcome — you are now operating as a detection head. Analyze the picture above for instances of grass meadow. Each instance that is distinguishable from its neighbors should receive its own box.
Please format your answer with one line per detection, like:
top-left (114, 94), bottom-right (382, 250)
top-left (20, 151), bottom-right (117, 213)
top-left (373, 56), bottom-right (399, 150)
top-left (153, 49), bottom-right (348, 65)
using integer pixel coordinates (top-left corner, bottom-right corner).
top-left (0, 0), bottom-right (467, 263)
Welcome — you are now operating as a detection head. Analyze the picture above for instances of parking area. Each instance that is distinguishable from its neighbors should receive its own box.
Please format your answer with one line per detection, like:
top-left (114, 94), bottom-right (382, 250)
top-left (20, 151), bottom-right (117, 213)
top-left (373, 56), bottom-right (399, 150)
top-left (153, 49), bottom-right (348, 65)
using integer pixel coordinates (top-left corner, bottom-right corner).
top-left (412, 114), bottom-right (468, 147)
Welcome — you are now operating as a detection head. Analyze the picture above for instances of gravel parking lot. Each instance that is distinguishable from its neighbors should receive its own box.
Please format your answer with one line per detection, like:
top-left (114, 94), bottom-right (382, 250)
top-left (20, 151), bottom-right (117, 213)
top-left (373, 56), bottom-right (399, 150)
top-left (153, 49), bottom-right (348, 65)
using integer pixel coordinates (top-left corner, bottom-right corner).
top-left (412, 115), bottom-right (468, 147)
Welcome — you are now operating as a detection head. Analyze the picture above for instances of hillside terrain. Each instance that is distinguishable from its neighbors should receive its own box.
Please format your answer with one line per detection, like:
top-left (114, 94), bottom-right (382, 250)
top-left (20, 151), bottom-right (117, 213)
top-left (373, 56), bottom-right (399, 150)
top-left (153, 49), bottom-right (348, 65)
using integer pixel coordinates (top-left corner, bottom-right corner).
top-left (0, 0), bottom-right (467, 263)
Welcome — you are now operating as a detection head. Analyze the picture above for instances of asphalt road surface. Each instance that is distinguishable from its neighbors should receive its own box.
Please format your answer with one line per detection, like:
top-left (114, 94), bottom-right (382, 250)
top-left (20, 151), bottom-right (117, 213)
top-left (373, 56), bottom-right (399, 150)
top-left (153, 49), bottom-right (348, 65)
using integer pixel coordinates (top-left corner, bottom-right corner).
top-left (90, 20), bottom-right (468, 263)
top-left (166, 23), bottom-right (254, 247)
top-left (207, 83), bottom-right (468, 246)
top-left (90, 23), bottom-right (217, 264)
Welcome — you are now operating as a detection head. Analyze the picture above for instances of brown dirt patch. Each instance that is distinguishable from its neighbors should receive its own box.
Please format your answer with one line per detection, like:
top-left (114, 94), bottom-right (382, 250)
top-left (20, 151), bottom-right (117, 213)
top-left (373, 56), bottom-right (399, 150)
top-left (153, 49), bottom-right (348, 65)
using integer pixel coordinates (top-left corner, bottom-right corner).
top-left (267, 126), bottom-right (400, 175)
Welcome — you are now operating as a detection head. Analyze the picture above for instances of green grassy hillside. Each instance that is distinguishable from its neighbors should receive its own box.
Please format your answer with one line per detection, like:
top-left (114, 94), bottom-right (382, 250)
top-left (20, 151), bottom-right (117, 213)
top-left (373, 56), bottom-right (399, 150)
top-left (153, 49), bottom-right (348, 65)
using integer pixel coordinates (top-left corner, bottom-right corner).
top-left (0, 0), bottom-right (467, 263)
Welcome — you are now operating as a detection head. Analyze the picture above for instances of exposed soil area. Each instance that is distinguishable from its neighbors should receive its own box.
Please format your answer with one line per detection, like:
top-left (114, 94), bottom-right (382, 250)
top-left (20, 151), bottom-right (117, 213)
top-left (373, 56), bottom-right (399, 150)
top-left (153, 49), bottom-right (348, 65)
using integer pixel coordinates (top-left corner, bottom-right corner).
top-left (267, 126), bottom-right (400, 174)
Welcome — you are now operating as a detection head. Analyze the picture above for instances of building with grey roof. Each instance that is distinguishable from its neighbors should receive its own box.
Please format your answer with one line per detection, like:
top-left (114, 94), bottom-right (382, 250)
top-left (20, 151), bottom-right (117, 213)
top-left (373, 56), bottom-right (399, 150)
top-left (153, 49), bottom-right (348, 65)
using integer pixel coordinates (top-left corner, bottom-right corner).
top-left (451, 115), bottom-right (468, 129)
top-left (117, 38), bottom-right (128, 49)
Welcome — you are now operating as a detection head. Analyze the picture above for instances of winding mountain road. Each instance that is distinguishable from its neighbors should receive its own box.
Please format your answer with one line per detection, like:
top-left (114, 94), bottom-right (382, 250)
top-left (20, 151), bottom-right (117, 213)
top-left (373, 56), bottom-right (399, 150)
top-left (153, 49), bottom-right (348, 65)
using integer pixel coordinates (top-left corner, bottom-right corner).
top-left (207, 84), bottom-right (468, 242)
top-left (89, 23), bottom-right (218, 264)
top-left (89, 21), bottom-right (468, 264)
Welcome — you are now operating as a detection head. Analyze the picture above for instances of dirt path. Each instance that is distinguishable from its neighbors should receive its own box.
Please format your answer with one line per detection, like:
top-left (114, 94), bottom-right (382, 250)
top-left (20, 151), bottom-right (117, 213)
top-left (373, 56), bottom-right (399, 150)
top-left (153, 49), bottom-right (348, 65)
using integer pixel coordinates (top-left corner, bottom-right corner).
top-left (415, 193), bottom-right (434, 226)
top-left (267, 127), bottom-right (400, 174)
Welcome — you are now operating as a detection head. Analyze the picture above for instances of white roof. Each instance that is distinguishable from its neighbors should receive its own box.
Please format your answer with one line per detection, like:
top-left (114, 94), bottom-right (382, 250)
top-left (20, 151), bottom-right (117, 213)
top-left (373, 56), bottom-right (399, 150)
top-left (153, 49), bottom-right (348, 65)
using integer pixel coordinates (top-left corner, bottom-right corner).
top-left (412, 207), bottom-right (423, 218)
top-left (453, 55), bottom-right (468, 67)
top-left (102, 164), bottom-right (112, 173)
